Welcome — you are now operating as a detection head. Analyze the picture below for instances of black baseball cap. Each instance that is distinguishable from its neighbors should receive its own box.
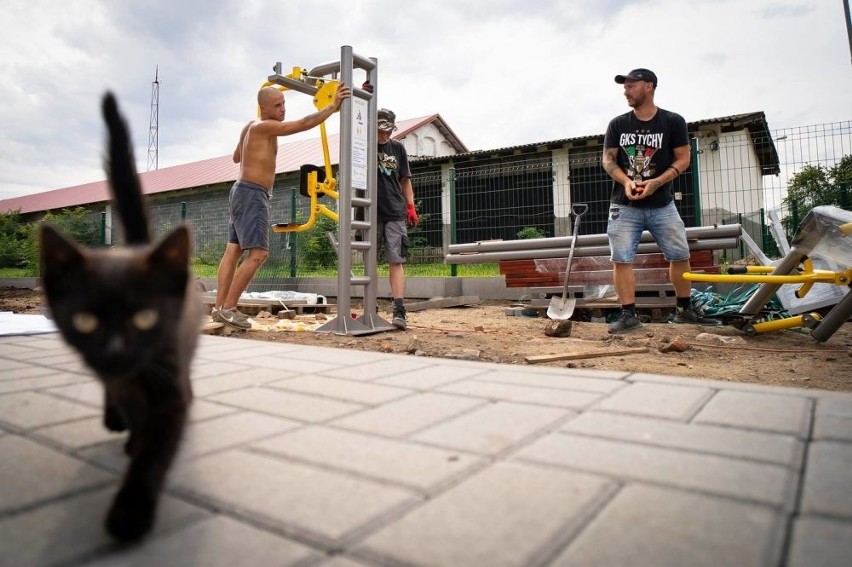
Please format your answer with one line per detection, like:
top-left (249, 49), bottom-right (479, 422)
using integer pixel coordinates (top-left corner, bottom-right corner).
top-left (614, 68), bottom-right (658, 87)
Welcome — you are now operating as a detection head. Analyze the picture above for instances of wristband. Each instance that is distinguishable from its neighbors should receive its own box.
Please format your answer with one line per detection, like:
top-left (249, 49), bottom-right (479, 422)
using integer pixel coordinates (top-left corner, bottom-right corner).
top-left (668, 165), bottom-right (680, 176)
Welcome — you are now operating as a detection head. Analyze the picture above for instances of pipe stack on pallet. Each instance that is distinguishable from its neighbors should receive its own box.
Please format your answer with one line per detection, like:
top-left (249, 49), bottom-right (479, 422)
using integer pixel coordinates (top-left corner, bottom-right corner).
top-left (445, 224), bottom-right (742, 306)
top-left (445, 224), bottom-right (742, 264)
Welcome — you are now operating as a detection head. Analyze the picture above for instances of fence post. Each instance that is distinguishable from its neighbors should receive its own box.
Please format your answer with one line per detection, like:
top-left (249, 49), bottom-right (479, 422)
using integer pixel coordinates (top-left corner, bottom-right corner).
top-left (841, 182), bottom-right (850, 209)
top-left (100, 211), bottom-right (106, 246)
top-left (689, 138), bottom-right (702, 227)
top-left (289, 188), bottom-right (297, 278)
top-left (180, 202), bottom-right (187, 220)
top-left (449, 167), bottom-right (457, 277)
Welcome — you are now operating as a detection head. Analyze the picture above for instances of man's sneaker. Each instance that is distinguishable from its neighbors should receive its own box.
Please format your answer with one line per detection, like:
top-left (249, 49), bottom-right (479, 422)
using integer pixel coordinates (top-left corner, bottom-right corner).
top-left (668, 305), bottom-right (721, 326)
top-left (214, 307), bottom-right (252, 330)
top-left (392, 306), bottom-right (407, 330)
top-left (608, 310), bottom-right (642, 334)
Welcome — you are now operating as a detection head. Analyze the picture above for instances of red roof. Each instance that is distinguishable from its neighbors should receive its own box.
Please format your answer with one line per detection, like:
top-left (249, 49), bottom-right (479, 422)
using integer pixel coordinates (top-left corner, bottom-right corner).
top-left (1, 115), bottom-right (455, 214)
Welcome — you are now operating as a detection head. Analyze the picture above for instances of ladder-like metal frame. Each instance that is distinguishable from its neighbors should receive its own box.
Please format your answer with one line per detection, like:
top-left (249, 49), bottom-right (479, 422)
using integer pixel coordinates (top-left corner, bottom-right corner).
top-left (266, 45), bottom-right (393, 335)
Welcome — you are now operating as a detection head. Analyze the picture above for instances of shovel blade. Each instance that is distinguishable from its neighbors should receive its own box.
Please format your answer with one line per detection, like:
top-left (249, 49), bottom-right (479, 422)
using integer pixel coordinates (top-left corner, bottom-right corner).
top-left (546, 296), bottom-right (576, 320)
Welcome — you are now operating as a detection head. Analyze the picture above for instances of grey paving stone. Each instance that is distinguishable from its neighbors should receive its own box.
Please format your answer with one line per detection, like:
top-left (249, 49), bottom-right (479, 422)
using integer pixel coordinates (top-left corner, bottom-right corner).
top-left (268, 375), bottom-right (414, 405)
top-left (244, 354), bottom-right (340, 374)
top-left (82, 514), bottom-right (320, 566)
top-left (0, 391), bottom-right (99, 430)
top-left (437, 379), bottom-right (602, 409)
top-left (45, 380), bottom-right (102, 407)
top-left (329, 392), bottom-right (485, 437)
top-left (788, 515), bottom-right (852, 567)
top-left (190, 360), bottom-right (246, 378)
top-left (169, 449), bottom-right (416, 543)
top-left (191, 371), bottom-right (284, 397)
top-left (550, 484), bottom-right (785, 567)
top-left (357, 461), bottom-right (613, 566)
top-left (315, 557), bottom-right (378, 567)
top-left (0, 487), bottom-right (209, 567)
top-left (187, 399), bottom-right (239, 422)
top-left (0, 435), bottom-right (114, 513)
top-left (412, 401), bottom-right (571, 455)
top-left (0, 371), bottom-right (90, 394)
top-left (208, 386), bottom-right (364, 423)
top-left (693, 390), bottom-right (812, 437)
top-left (561, 411), bottom-right (803, 466)
top-left (34, 416), bottom-right (124, 450)
top-left (0, 364), bottom-right (54, 381)
top-left (813, 397), bottom-right (852, 442)
top-left (0, 344), bottom-right (42, 358)
top-left (252, 426), bottom-right (483, 492)
top-left (472, 368), bottom-right (626, 394)
top-left (516, 432), bottom-right (796, 508)
top-left (800, 440), bottom-right (852, 518)
top-left (322, 358), bottom-right (431, 382)
top-left (374, 365), bottom-right (487, 389)
top-left (594, 381), bottom-right (713, 420)
top-left (176, 411), bottom-right (302, 461)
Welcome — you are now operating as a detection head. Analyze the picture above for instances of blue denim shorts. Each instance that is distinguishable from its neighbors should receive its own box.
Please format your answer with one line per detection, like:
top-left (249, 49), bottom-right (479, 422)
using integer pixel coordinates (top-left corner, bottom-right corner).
top-left (607, 201), bottom-right (690, 263)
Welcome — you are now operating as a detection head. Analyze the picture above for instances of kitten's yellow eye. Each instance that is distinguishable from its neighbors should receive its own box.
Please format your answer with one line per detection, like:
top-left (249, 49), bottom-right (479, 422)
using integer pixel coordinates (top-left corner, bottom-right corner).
top-left (72, 312), bottom-right (99, 334)
top-left (133, 309), bottom-right (159, 331)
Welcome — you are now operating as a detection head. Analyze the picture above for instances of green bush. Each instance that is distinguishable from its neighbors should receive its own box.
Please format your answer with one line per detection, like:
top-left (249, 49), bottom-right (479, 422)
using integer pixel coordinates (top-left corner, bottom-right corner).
top-left (516, 226), bottom-right (546, 240)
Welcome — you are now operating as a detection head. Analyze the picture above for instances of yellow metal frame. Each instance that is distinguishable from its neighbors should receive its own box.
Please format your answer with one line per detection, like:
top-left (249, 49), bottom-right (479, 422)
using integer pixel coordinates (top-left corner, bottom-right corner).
top-left (684, 259), bottom-right (851, 335)
top-left (258, 69), bottom-right (341, 233)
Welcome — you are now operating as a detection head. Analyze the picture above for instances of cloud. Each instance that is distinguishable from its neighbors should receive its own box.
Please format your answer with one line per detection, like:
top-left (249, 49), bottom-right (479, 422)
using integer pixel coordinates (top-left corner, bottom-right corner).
top-left (0, 0), bottom-right (849, 201)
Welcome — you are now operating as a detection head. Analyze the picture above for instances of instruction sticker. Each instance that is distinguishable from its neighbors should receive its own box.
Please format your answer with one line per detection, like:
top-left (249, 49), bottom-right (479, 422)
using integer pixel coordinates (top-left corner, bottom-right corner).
top-left (351, 97), bottom-right (369, 189)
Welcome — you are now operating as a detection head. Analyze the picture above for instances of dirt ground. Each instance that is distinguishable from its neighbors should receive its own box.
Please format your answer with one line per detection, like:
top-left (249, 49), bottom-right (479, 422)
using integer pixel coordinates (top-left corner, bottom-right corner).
top-left (3, 286), bottom-right (851, 392)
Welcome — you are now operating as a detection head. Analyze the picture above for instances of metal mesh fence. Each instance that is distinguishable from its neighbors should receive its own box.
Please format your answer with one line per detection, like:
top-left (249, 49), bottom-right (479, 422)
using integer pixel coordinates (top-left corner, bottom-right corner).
top-left (28, 119), bottom-right (852, 292)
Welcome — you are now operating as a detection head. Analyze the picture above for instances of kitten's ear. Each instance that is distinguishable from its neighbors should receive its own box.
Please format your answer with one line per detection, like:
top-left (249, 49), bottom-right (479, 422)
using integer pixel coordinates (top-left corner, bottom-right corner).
top-left (40, 224), bottom-right (85, 278)
top-left (148, 225), bottom-right (192, 274)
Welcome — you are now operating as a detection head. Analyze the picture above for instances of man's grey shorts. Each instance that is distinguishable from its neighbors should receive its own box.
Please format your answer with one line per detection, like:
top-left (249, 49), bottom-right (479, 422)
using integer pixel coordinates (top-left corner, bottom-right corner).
top-left (228, 180), bottom-right (270, 251)
top-left (378, 220), bottom-right (409, 263)
top-left (607, 201), bottom-right (690, 263)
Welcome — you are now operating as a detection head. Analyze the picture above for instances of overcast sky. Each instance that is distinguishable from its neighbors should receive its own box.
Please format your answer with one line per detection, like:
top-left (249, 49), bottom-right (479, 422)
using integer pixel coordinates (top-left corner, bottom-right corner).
top-left (1, 0), bottom-right (850, 201)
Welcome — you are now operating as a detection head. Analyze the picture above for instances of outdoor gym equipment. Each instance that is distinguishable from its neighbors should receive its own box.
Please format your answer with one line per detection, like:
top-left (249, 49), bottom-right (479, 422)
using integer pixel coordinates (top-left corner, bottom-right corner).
top-left (684, 206), bottom-right (852, 341)
top-left (263, 46), bottom-right (392, 335)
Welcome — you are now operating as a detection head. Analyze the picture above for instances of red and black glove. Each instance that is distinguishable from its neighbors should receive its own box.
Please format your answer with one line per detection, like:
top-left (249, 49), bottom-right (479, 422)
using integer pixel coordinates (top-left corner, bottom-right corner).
top-left (361, 81), bottom-right (374, 93)
top-left (406, 203), bottom-right (419, 227)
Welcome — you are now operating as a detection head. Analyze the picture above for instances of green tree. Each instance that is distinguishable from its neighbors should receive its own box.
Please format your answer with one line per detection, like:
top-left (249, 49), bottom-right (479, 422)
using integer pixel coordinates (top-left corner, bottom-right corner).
top-left (0, 210), bottom-right (28, 268)
top-left (782, 154), bottom-right (852, 233)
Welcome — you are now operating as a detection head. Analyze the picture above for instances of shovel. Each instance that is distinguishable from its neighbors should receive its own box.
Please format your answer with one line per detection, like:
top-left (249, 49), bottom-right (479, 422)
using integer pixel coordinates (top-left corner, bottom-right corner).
top-left (547, 203), bottom-right (589, 320)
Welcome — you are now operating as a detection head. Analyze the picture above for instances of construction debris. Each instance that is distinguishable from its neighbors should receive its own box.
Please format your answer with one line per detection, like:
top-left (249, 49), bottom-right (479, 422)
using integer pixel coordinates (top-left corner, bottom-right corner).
top-left (404, 296), bottom-right (482, 312)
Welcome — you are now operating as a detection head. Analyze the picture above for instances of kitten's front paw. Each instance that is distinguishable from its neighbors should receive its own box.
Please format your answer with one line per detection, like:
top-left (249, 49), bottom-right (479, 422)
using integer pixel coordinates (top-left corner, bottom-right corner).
top-left (104, 406), bottom-right (127, 432)
top-left (105, 487), bottom-right (157, 542)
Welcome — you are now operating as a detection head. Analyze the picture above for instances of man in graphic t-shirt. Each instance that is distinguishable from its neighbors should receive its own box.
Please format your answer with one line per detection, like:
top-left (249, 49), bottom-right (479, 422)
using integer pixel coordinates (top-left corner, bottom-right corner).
top-left (602, 68), bottom-right (718, 334)
top-left (375, 108), bottom-right (418, 330)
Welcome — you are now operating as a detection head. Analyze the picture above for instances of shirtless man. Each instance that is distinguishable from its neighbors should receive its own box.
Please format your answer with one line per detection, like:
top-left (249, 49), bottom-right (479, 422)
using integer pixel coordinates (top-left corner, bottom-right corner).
top-left (213, 84), bottom-right (351, 328)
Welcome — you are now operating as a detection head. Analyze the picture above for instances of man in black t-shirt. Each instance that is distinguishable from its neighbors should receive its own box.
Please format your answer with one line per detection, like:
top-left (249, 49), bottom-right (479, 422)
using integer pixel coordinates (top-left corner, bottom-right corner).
top-left (376, 108), bottom-right (419, 330)
top-left (602, 68), bottom-right (717, 334)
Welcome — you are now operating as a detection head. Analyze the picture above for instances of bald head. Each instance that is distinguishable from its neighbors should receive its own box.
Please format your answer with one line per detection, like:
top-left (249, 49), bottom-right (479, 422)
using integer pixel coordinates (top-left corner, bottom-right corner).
top-left (258, 87), bottom-right (283, 107)
top-left (257, 87), bottom-right (285, 121)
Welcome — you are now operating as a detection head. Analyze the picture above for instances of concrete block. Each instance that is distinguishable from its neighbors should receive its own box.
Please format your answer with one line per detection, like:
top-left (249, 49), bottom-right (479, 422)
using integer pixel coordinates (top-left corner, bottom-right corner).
top-left (358, 462), bottom-right (613, 566)
top-left (330, 392), bottom-right (485, 437)
top-left (800, 440), bottom-right (852, 518)
top-left (413, 401), bottom-right (571, 455)
top-left (517, 433), bottom-right (796, 508)
top-left (551, 484), bottom-right (784, 567)
top-left (593, 382), bottom-right (714, 420)
top-left (694, 390), bottom-right (812, 437)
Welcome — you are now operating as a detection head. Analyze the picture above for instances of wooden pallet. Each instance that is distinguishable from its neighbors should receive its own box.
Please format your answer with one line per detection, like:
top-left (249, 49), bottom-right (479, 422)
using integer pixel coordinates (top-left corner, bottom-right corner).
top-left (500, 251), bottom-right (718, 288)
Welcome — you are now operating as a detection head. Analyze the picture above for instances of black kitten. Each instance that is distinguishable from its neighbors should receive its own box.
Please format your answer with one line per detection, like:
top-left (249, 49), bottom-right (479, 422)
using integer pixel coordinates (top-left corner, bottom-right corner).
top-left (40, 92), bottom-right (201, 541)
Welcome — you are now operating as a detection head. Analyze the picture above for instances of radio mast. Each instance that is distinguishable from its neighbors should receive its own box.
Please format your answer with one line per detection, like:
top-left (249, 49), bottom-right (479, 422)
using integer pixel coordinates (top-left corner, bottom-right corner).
top-left (147, 67), bottom-right (160, 171)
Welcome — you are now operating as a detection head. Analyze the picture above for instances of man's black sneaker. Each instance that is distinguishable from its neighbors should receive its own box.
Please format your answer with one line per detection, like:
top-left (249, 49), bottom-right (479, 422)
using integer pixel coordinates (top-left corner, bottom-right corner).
top-left (668, 306), bottom-right (721, 326)
top-left (608, 310), bottom-right (642, 334)
top-left (392, 307), bottom-right (407, 330)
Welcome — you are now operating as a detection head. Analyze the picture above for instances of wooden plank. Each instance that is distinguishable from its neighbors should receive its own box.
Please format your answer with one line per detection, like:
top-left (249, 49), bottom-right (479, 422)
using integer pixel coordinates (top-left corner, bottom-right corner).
top-left (525, 347), bottom-right (649, 364)
top-left (405, 296), bottom-right (482, 312)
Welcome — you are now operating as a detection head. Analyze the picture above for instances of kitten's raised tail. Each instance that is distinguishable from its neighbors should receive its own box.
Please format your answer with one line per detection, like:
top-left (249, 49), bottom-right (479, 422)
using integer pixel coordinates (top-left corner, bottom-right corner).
top-left (102, 92), bottom-right (150, 245)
